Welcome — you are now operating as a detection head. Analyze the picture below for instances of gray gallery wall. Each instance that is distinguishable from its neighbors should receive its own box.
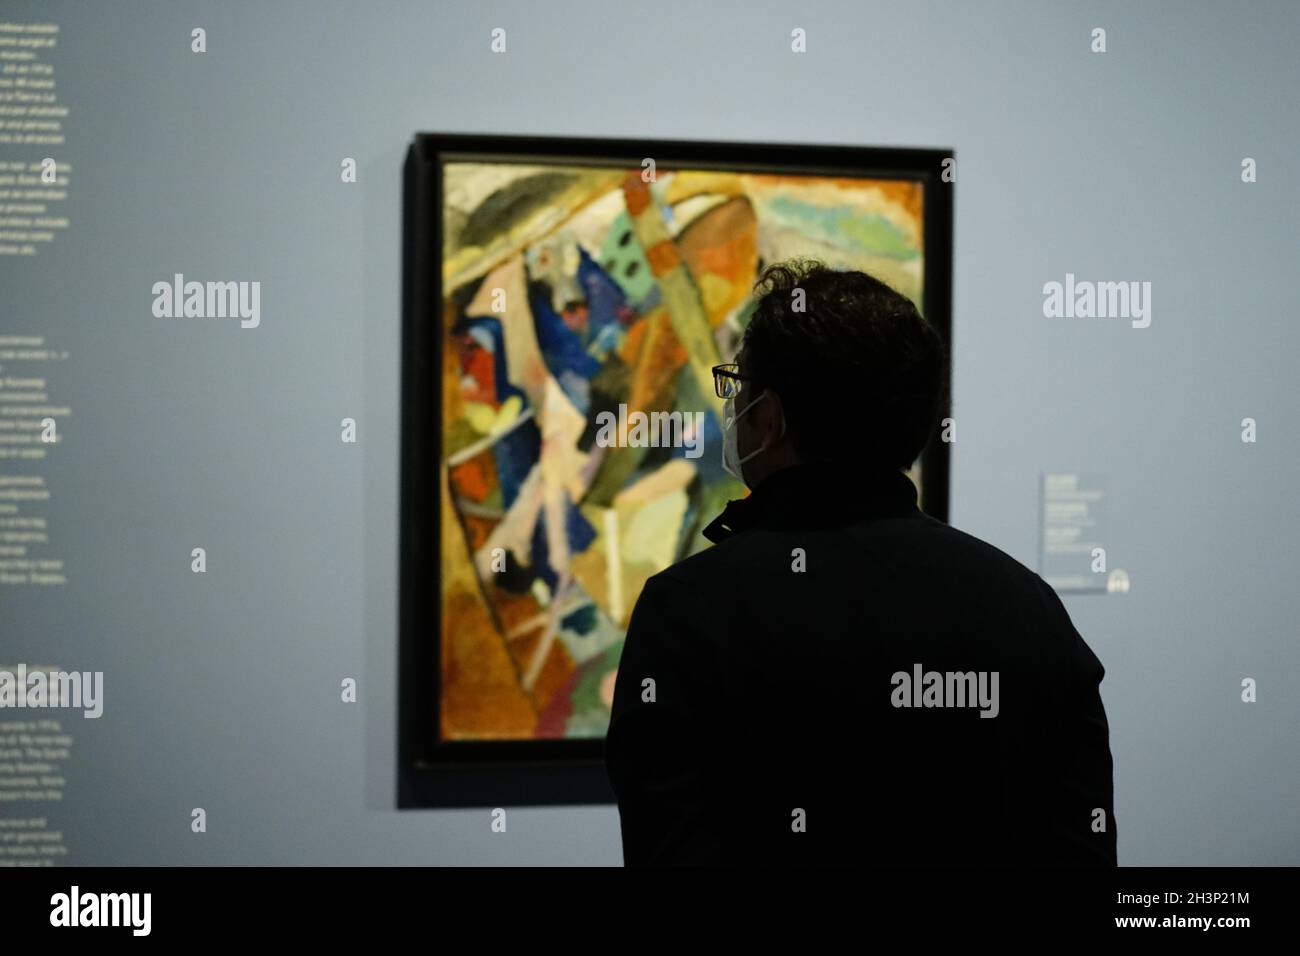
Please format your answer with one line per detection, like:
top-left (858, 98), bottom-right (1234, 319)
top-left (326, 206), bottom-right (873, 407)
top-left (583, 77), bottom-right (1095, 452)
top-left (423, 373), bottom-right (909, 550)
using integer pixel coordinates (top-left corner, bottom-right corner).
top-left (3, 0), bottom-right (1297, 865)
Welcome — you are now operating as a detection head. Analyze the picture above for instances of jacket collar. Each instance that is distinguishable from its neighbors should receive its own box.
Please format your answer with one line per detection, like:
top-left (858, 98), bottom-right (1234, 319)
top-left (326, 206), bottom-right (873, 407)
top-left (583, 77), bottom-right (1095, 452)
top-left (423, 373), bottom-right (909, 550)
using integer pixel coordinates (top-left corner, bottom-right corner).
top-left (701, 463), bottom-right (921, 543)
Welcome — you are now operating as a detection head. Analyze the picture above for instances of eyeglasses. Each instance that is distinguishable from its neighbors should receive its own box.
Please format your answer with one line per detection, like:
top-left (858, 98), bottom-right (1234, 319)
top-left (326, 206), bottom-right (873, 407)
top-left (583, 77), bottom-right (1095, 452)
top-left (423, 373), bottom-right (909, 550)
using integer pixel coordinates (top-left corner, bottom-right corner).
top-left (711, 363), bottom-right (750, 399)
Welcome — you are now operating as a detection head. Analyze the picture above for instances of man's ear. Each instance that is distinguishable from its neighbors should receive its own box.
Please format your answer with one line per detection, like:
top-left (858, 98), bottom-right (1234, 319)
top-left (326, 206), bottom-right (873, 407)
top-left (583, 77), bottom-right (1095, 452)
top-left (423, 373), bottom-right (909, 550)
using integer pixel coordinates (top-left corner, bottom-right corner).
top-left (763, 390), bottom-right (788, 441)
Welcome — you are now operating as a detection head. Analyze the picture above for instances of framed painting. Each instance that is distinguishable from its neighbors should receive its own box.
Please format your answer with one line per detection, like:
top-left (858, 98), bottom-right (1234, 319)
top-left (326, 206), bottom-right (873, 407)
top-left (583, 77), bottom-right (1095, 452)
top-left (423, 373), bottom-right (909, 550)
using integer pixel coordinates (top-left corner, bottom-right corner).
top-left (400, 133), bottom-right (953, 807)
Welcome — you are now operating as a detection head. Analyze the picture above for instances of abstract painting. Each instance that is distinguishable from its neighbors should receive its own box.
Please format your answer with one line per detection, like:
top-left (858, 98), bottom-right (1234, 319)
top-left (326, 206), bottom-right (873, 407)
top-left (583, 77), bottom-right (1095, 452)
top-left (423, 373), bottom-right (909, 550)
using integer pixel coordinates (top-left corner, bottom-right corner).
top-left (421, 137), bottom-right (947, 751)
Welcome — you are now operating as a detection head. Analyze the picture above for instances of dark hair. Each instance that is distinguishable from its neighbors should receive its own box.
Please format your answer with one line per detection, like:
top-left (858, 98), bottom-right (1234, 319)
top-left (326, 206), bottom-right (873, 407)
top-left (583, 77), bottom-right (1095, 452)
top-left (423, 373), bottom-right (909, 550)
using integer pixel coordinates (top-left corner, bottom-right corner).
top-left (739, 258), bottom-right (947, 471)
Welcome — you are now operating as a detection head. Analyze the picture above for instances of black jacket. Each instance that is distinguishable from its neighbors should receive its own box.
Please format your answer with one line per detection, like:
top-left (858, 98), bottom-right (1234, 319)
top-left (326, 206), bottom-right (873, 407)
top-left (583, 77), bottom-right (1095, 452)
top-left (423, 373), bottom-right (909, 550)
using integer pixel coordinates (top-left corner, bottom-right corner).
top-left (604, 462), bottom-right (1117, 866)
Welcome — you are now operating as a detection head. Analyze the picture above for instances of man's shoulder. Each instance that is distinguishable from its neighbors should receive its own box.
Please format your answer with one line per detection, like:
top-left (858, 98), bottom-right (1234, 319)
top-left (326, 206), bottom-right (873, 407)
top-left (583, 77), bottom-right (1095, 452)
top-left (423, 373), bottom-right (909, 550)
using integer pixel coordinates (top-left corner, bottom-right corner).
top-left (929, 519), bottom-right (1042, 577)
top-left (652, 514), bottom-right (1061, 612)
top-left (912, 518), bottom-right (1067, 610)
top-left (650, 532), bottom-right (751, 593)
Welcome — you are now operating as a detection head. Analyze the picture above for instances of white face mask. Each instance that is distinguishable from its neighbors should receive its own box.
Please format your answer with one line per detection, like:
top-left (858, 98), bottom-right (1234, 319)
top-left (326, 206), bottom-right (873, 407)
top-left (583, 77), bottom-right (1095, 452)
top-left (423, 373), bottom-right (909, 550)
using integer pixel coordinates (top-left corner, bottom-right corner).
top-left (721, 388), bottom-right (784, 487)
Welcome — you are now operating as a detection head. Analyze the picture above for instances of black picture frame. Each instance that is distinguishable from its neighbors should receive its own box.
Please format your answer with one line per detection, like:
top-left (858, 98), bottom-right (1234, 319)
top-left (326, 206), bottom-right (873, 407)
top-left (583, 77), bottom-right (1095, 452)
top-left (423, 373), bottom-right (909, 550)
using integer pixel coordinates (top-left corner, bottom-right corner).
top-left (399, 132), bottom-right (954, 808)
